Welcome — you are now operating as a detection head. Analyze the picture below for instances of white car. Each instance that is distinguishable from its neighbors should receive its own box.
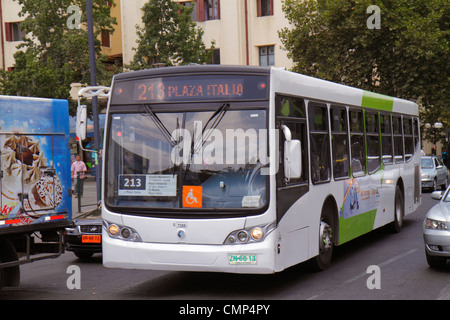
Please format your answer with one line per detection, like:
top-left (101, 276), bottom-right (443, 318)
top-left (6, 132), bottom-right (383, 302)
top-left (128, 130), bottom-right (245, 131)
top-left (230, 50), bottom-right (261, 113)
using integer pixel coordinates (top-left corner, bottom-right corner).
top-left (421, 156), bottom-right (448, 191)
top-left (423, 187), bottom-right (450, 267)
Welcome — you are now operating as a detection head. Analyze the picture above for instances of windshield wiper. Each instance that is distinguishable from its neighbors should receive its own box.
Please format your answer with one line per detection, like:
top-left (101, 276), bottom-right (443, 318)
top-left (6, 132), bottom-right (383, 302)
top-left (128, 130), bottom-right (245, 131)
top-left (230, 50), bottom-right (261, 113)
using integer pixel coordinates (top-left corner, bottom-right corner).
top-left (192, 103), bottom-right (230, 154)
top-left (139, 105), bottom-right (176, 147)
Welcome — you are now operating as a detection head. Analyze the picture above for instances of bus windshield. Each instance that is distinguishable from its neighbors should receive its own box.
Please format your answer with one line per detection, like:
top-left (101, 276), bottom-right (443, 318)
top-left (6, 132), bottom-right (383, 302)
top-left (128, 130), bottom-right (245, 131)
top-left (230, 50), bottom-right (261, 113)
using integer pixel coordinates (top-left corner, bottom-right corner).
top-left (105, 107), bottom-right (268, 213)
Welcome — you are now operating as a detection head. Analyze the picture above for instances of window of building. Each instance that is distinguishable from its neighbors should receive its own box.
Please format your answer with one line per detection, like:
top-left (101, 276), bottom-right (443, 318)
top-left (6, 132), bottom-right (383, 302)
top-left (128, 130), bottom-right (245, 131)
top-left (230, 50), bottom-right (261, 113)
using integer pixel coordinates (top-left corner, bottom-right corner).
top-left (197, 0), bottom-right (220, 21)
top-left (259, 46), bottom-right (274, 66)
top-left (180, 1), bottom-right (198, 21)
top-left (257, 0), bottom-right (273, 17)
top-left (330, 105), bottom-right (350, 179)
top-left (5, 22), bottom-right (25, 42)
top-left (101, 30), bottom-right (110, 47)
top-left (206, 48), bottom-right (220, 64)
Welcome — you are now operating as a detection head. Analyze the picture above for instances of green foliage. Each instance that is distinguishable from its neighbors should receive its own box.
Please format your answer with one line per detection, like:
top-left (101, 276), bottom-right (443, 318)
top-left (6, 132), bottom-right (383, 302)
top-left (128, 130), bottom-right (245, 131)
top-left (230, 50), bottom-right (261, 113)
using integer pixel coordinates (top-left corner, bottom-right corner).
top-left (0, 0), bottom-right (118, 116)
top-left (128, 0), bottom-right (214, 70)
top-left (279, 0), bottom-right (449, 141)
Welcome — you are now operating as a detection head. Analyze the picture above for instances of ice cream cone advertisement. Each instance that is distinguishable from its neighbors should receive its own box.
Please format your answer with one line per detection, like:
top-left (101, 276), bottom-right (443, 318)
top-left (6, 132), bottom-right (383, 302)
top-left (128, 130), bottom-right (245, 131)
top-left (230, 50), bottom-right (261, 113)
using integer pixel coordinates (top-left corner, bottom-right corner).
top-left (0, 96), bottom-right (71, 227)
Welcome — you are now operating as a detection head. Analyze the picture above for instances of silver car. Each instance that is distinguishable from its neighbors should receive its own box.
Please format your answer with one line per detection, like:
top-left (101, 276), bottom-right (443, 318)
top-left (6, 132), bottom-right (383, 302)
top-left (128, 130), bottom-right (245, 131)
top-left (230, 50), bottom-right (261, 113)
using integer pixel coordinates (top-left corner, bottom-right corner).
top-left (423, 187), bottom-right (450, 267)
top-left (421, 156), bottom-right (448, 191)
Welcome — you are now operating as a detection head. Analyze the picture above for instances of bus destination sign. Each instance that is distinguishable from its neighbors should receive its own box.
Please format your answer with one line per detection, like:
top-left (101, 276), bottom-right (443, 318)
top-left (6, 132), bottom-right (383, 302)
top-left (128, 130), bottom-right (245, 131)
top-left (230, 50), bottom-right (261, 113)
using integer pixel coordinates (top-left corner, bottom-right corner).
top-left (111, 74), bottom-right (268, 104)
top-left (135, 78), bottom-right (244, 101)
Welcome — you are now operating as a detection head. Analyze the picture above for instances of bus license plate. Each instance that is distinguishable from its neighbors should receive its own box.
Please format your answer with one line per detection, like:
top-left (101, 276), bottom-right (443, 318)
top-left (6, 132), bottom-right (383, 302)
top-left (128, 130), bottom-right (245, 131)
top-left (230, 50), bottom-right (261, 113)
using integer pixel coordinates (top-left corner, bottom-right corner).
top-left (228, 254), bottom-right (257, 265)
top-left (82, 235), bottom-right (101, 243)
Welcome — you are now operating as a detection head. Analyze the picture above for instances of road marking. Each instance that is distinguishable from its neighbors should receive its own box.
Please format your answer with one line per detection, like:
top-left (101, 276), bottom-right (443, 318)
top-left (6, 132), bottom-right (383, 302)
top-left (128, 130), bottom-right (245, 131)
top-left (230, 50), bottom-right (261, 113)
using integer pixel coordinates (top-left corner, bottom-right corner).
top-left (438, 284), bottom-right (450, 300)
top-left (307, 249), bottom-right (418, 300)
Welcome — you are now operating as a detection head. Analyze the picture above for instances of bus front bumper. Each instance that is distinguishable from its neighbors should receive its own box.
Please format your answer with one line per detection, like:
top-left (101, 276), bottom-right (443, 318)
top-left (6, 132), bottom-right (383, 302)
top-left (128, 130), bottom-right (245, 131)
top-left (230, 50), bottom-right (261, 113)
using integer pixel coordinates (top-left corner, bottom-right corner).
top-left (102, 232), bottom-right (277, 274)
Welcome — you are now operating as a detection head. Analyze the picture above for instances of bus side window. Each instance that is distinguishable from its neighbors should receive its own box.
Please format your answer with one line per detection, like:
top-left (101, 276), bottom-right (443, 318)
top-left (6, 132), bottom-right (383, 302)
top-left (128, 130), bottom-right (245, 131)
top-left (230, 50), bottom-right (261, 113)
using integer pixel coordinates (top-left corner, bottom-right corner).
top-left (366, 112), bottom-right (381, 174)
top-left (308, 102), bottom-right (330, 183)
top-left (276, 94), bottom-right (308, 186)
top-left (380, 113), bottom-right (393, 165)
top-left (330, 105), bottom-right (349, 179)
top-left (279, 121), bottom-right (307, 185)
top-left (403, 117), bottom-right (413, 162)
top-left (392, 115), bottom-right (403, 163)
top-left (412, 117), bottom-right (420, 153)
top-left (349, 110), bottom-right (366, 176)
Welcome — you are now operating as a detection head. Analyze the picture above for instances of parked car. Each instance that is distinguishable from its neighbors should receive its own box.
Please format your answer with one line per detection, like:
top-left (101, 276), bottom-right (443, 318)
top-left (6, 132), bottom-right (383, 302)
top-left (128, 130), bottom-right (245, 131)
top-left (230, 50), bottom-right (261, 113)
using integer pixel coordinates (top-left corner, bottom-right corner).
top-left (65, 207), bottom-right (102, 259)
top-left (423, 187), bottom-right (450, 268)
top-left (421, 156), bottom-right (448, 191)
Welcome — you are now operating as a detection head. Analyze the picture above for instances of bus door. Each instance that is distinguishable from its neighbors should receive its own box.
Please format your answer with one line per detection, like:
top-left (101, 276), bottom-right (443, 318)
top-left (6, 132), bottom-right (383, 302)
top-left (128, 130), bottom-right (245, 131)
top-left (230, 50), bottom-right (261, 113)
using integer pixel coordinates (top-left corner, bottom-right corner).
top-left (275, 95), bottom-right (309, 221)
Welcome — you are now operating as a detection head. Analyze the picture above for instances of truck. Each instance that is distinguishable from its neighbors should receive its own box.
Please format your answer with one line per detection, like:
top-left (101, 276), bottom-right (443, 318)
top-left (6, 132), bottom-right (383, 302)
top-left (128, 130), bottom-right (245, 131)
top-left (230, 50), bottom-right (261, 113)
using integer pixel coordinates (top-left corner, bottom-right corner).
top-left (0, 95), bottom-right (72, 288)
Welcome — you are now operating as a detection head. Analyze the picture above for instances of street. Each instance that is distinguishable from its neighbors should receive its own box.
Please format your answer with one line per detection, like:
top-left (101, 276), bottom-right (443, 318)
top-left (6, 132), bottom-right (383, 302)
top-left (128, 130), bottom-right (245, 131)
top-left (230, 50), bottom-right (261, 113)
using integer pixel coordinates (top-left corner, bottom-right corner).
top-left (0, 186), bottom-right (448, 301)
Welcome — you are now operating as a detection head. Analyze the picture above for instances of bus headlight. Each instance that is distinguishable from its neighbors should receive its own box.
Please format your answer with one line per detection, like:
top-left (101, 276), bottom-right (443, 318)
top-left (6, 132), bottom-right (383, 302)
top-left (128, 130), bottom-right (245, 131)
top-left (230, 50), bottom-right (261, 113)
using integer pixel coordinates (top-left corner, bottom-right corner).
top-left (224, 223), bottom-right (275, 245)
top-left (103, 220), bottom-right (142, 242)
top-left (251, 227), bottom-right (263, 240)
top-left (237, 231), bottom-right (248, 243)
top-left (108, 224), bottom-right (120, 236)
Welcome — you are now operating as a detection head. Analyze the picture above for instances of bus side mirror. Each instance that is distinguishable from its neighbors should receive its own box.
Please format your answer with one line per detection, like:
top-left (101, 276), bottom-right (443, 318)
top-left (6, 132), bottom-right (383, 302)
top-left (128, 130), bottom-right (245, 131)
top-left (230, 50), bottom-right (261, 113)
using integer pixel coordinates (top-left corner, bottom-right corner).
top-left (76, 104), bottom-right (87, 141)
top-left (281, 125), bottom-right (302, 181)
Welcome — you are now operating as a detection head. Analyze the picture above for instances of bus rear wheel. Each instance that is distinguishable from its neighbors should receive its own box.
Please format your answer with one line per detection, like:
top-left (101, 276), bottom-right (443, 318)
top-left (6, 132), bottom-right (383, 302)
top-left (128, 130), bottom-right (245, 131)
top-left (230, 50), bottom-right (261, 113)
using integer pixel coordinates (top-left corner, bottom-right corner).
top-left (389, 186), bottom-right (404, 233)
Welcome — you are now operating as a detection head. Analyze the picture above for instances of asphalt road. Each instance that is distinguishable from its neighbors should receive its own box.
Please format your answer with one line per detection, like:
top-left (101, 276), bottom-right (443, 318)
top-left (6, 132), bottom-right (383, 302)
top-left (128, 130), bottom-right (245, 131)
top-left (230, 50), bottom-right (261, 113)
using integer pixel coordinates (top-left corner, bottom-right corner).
top-left (1, 189), bottom-right (448, 302)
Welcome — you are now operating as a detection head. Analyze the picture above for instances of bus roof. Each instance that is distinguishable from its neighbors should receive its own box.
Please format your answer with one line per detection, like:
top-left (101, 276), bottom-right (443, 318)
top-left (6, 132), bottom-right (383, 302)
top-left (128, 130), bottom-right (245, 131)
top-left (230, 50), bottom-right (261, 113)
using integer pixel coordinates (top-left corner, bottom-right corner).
top-left (114, 65), bottom-right (270, 82)
top-left (113, 65), bottom-right (418, 116)
top-left (269, 67), bottom-right (418, 116)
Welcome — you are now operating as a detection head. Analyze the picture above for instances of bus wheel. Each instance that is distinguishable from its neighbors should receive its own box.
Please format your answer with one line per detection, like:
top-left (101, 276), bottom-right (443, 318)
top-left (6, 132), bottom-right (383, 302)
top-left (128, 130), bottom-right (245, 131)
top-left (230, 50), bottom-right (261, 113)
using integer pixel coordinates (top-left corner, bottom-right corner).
top-left (309, 205), bottom-right (334, 271)
top-left (389, 186), bottom-right (404, 233)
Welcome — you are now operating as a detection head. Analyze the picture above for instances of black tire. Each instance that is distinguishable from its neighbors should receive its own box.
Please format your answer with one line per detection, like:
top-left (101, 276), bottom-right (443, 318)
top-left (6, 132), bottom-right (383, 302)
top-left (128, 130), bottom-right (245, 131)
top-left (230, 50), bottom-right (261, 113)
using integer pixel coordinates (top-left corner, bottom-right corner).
top-left (74, 251), bottom-right (94, 260)
top-left (432, 178), bottom-right (437, 192)
top-left (425, 250), bottom-right (447, 268)
top-left (441, 176), bottom-right (448, 191)
top-left (308, 203), bottom-right (335, 271)
top-left (0, 238), bottom-right (20, 288)
top-left (389, 186), bottom-right (404, 233)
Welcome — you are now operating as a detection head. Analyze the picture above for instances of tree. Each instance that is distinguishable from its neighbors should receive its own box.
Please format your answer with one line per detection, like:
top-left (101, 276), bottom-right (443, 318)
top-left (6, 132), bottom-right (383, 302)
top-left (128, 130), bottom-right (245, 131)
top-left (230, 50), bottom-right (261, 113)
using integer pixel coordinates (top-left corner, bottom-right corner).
top-left (279, 0), bottom-right (449, 143)
top-left (0, 0), bottom-right (118, 115)
top-left (128, 0), bottom-right (214, 70)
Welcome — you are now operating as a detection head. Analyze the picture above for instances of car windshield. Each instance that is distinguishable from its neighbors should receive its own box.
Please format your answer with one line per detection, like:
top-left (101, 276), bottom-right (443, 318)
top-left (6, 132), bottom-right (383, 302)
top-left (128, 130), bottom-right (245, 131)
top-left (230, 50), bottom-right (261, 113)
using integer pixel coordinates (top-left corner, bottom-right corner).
top-left (421, 158), bottom-right (434, 169)
top-left (105, 108), bottom-right (268, 212)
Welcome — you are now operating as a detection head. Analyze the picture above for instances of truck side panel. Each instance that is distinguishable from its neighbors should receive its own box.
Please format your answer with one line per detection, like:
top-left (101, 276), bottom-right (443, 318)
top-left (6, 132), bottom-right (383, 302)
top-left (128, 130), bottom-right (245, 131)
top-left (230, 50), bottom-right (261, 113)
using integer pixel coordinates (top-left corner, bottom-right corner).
top-left (0, 96), bottom-right (72, 233)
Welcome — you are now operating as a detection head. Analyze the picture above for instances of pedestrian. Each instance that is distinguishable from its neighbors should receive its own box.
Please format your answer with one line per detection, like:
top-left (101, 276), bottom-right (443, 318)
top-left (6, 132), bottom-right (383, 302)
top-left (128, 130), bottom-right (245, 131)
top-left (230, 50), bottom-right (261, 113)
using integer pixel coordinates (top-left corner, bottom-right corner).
top-left (71, 155), bottom-right (87, 197)
top-left (421, 148), bottom-right (426, 156)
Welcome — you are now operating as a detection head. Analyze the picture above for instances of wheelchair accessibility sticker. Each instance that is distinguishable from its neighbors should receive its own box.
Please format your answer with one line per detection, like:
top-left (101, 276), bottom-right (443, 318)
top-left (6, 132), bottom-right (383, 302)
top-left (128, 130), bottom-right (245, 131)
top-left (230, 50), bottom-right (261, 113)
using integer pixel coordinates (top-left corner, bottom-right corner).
top-left (183, 186), bottom-right (202, 208)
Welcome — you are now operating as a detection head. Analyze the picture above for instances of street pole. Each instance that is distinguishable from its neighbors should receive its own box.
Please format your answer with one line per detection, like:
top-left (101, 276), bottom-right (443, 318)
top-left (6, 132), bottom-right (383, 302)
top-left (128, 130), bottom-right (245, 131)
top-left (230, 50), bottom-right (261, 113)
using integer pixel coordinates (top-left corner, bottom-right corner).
top-left (86, 0), bottom-right (101, 203)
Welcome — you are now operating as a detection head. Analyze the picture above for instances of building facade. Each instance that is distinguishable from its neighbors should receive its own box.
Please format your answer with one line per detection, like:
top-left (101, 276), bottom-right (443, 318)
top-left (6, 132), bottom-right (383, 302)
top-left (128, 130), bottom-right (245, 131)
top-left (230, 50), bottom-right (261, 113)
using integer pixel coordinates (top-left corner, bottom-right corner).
top-left (1, 0), bottom-right (293, 71)
top-left (119, 0), bottom-right (293, 69)
top-left (0, 0), bottom-right (123, 72)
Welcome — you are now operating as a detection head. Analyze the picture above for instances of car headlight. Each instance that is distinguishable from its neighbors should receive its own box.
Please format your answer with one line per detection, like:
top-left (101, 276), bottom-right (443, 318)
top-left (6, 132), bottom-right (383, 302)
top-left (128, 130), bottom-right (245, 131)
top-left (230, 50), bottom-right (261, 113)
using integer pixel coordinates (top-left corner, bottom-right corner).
top-left (224, 222), bottom-right (275, 245)
top-left (425, 218), bottom-right (448, 231)
top-left (421, 174), bottom-right (431, 179)
top-left (103, 220), bottom-right (142, 242)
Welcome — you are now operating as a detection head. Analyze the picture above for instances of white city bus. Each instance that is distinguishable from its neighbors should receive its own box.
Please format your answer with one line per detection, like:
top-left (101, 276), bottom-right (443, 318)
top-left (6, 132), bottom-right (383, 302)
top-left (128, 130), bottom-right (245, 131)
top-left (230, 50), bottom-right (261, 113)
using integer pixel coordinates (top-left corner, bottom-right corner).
top-left (100, 65), bottom-right (421, 273)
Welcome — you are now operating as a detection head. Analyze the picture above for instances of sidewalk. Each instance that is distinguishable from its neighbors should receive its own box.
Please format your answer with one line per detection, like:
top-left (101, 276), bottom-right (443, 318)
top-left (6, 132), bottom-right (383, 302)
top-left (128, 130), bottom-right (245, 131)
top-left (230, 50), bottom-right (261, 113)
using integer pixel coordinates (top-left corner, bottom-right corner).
top-left (71, 177), bottom-right (99, 219)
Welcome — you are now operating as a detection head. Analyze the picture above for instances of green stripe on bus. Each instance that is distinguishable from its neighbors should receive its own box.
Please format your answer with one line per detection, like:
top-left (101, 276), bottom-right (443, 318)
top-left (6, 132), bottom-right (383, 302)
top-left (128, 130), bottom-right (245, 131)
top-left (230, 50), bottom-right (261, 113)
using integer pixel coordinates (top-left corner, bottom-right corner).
top-left (339, 209), bottom-right (377, 245)
top-left (361, 91), bottom-right (394, 111)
